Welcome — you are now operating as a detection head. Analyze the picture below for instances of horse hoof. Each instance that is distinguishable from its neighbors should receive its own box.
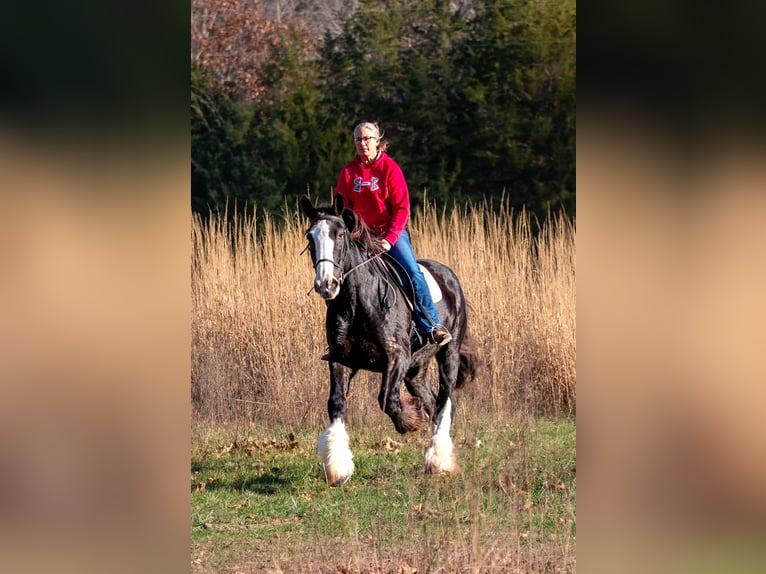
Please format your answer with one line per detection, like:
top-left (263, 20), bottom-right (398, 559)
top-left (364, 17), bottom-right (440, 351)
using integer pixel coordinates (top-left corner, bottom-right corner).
top-left (423, 434), bottom-right (456, 474)
top-left (423, 458), bottom-right (457, 475)
top-left (329, 474), bottom-right (351, 487)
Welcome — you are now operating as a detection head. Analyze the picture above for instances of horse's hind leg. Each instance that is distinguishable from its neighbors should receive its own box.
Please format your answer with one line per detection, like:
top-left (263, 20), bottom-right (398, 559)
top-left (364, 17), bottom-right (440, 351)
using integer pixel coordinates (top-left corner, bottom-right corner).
top-left (423, 347), bottom-right (460, 473)
top-left (379, 352), bottom-right (425, 434)
top-left (317, 363), bottom-right (356, 486)
top-left (404, 361), bottom-right (437, 421)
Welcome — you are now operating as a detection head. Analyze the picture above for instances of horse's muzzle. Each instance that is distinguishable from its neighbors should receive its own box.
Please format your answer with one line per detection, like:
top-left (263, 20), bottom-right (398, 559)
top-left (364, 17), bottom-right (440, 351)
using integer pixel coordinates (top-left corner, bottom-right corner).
top-left (314, 275), bottom-right (340, 300)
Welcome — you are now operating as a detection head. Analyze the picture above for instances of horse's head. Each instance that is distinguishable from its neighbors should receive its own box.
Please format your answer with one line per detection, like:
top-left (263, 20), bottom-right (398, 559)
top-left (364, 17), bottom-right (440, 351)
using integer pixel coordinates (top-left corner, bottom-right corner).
top-left (301, 195), bottom-right (357, 300)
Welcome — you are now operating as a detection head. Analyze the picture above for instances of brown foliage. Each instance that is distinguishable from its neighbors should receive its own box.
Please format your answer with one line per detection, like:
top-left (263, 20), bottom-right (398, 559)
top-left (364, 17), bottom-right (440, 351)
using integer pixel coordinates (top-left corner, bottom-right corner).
top-left (191, 0), bottom-right (314, 101)
top-left (191, 202), bottom-right (576, 424)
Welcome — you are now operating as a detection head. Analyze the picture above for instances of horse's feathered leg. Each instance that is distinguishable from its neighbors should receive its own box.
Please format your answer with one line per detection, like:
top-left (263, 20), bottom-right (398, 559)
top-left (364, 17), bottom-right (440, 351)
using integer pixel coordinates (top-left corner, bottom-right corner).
top-left (317, 362), bottom-right (355, 486)
top-left (423, 345), bottom-right (461, 473)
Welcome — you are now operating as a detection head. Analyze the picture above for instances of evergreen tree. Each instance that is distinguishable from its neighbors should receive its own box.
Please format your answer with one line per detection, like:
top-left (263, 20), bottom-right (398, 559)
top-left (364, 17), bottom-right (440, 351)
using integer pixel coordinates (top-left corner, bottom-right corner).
top-left (246, 29), bottom-right (348, 210)
top-left (191, 0), bottom-right (576, 221)
top-left (191, 64), bottom-right (260, 215)
top-left (453, 0), bottom-right (576, 217)
top-left (319, 0), bottom-right (471, 208)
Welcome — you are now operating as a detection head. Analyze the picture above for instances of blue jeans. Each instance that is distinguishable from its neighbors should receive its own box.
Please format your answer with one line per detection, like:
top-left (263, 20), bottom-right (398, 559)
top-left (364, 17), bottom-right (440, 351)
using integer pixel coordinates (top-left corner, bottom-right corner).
top-left (388, 230), bottom-right (443, 336)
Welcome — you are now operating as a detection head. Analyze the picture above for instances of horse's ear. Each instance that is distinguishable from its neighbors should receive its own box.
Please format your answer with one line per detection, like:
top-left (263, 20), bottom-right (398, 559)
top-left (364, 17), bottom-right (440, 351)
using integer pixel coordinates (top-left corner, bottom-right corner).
top-left (300, 195), bottom-right (316, 220)
top-left (341, 206), bottom-right (357, 233)
top-left (333, 194), bottom-right (345, 216)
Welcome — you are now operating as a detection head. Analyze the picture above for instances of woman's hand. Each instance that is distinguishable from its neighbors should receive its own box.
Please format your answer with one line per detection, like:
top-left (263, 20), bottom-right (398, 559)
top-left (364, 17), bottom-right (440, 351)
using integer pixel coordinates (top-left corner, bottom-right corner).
top-left (379, 239), bottom-right (391, 252)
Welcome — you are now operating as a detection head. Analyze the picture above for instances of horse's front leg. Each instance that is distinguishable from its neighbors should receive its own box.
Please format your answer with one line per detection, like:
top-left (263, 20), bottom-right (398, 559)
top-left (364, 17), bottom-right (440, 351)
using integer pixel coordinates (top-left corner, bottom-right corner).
top-left (317, 361), bottom-right (356, 486)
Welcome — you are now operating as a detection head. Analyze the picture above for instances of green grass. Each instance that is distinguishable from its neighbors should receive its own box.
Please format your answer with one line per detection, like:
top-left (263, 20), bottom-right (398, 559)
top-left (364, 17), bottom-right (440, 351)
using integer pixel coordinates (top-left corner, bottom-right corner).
top-left (191, 417), bottom-right (576, 572)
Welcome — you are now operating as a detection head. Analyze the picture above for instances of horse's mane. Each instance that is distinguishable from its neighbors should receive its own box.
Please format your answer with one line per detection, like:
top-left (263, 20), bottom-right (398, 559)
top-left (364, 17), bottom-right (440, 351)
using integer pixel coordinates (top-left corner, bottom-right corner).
top-left (348, 216), bottom-right (382, 254)
top-left (307, 202), bottom-right (383, 255)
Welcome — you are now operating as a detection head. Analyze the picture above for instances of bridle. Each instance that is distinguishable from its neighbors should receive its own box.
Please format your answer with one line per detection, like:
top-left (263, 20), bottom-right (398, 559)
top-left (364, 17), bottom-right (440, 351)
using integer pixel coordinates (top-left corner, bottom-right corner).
top-left (305, 214), bottom-right (348, 281)
top-left (304, 215), bottom-right (384, 292)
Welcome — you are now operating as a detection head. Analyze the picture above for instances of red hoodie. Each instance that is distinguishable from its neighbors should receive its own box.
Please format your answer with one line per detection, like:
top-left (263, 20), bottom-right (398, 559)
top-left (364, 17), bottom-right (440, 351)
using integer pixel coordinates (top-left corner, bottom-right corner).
top-left (335, 151), bottom-right (410, 246)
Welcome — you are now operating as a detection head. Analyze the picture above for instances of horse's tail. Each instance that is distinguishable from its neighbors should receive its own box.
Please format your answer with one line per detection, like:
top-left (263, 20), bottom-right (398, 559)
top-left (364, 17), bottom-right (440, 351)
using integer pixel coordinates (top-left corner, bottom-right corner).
top-left (456, 335), bottom-right (479, 389)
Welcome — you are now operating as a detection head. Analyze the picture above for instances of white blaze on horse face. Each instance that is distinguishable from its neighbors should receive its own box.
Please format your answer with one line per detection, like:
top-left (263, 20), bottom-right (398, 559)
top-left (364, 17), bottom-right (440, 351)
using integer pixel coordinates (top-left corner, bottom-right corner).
top-left (309, 220), bottom-right (340, 299)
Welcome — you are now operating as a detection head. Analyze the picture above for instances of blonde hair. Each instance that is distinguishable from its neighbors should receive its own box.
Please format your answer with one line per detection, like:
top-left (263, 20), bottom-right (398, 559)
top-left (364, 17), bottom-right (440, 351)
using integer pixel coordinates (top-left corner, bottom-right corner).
top-left (353, 121), bottom-right (389, 152)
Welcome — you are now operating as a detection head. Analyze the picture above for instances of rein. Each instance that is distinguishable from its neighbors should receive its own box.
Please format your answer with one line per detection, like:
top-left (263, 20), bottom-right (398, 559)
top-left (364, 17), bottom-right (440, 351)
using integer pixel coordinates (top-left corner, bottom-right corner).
top-left (345, 250), bottom-right (384, 277)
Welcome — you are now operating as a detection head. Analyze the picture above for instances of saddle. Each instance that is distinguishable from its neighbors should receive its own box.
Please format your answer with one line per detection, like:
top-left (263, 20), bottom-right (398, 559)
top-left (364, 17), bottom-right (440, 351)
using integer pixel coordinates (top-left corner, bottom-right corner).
top-left (379, 254), bottom-right (443, 349)
top-left (379, 253), bottom-right (416, 311)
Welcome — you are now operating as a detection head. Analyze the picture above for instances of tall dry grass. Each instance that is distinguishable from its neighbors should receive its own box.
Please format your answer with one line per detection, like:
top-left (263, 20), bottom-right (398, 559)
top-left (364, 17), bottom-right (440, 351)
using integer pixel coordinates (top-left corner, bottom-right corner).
top-left (191, 199), bottom-right (575, 424)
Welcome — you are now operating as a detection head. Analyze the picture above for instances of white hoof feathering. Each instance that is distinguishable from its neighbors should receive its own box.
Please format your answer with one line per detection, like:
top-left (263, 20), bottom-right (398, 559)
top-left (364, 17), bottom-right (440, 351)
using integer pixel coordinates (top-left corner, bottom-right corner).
top-left (423, 398), bottom-right (456, 474)
top-left (317, 419), bottom-right (354, 486)
top-left (424, 433), bottom-right (455, 473)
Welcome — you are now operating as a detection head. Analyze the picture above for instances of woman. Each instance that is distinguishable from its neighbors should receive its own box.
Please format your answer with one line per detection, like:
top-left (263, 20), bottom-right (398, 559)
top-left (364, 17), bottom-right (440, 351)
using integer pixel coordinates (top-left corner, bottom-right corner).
top-left (335, 121), bottom-right (452, 347)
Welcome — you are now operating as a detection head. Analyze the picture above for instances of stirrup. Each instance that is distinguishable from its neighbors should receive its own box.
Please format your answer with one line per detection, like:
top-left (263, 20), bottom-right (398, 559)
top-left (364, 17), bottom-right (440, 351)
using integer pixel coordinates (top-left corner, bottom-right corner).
top-left (431, 328), bottom-right (452, 347)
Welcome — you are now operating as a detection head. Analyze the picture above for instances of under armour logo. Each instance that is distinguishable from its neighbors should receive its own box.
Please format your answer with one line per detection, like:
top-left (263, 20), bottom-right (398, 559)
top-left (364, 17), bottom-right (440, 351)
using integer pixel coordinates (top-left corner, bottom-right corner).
top-left (353, 177), bottom-right (379, 193)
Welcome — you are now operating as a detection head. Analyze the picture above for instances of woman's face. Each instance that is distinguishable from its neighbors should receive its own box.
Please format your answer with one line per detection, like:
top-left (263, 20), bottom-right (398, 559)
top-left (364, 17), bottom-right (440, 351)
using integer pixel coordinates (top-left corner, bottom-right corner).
top-left (354, 126), bottom-right (379, 164)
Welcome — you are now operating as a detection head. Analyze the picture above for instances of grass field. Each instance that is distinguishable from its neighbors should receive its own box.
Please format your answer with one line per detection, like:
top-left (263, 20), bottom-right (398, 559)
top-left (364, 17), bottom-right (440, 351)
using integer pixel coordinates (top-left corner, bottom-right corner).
top-left (192, 416), bottom-right (575, 573)
top-left (191, 199), bottom-right (576, 571)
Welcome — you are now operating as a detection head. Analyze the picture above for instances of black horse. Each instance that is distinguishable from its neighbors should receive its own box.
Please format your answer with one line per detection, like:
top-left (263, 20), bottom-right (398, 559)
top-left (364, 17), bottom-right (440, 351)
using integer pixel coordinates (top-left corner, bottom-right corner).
top-left (301, 195), bottom-right (477, 485)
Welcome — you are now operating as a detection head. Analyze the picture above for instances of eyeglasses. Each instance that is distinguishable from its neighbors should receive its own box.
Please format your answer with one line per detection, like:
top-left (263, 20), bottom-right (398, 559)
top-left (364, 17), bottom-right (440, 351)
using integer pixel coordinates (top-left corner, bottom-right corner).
top-left (354, 136), bottom-right (377, 143)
